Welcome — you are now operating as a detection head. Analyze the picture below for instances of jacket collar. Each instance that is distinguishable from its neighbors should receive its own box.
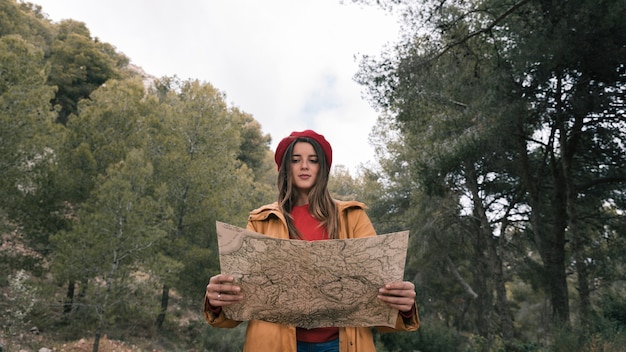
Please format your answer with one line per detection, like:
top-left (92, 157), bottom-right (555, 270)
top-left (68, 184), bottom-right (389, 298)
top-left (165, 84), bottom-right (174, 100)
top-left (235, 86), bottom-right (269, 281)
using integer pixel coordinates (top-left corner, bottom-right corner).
top-left (248, 200), bottom-right (367, 223)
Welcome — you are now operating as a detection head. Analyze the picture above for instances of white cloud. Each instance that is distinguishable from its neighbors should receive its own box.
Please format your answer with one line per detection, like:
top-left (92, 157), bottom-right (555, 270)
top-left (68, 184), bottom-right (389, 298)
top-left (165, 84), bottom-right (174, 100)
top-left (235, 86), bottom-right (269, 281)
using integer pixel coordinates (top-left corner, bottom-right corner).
top-left (32, 0), bottom-right (399, 172)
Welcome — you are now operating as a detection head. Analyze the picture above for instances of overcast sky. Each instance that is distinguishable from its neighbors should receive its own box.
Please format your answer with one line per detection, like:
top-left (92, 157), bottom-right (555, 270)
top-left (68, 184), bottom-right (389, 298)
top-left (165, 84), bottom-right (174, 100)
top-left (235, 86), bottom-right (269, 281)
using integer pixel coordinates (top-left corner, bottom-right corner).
top-left (30, 0), bottom-right (400, 172)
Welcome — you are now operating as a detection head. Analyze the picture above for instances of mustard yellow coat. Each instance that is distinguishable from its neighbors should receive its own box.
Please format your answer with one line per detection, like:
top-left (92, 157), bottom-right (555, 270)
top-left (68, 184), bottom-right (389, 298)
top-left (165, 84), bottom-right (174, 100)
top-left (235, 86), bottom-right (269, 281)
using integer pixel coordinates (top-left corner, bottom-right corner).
top-left (204, 200), bottom-right (420, 351)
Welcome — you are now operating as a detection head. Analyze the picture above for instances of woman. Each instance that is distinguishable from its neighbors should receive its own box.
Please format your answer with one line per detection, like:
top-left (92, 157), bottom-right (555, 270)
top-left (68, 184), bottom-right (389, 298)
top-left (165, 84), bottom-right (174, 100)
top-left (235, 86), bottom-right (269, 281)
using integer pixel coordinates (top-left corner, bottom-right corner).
top-left (204, 130), bottom-right (419, 351)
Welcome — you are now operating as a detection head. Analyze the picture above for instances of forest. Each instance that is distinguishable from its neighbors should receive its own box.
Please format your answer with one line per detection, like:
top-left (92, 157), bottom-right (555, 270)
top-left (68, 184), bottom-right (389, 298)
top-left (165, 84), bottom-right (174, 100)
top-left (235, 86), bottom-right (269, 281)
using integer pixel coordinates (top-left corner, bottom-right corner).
top-left (1, 0), bottom-right (625, 351)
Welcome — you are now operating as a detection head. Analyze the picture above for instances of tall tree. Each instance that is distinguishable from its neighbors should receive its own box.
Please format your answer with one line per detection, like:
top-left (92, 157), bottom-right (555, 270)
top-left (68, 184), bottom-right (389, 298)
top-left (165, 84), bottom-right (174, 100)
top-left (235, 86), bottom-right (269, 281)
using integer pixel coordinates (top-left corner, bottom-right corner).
top-left (147, 78), bottom-right (271, 328)
top-left (354, 0), bottom-right (626, 337)
top-left (51, 149), bottom-right (171, 352)
top-left (56, 77), bottom-right (154, 312)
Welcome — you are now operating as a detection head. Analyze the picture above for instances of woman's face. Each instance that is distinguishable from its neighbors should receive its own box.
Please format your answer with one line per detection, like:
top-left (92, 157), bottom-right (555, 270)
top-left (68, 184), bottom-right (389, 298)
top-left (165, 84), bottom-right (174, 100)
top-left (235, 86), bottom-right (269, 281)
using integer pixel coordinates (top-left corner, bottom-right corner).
top-left (290, 141), bottom-right (320, 195)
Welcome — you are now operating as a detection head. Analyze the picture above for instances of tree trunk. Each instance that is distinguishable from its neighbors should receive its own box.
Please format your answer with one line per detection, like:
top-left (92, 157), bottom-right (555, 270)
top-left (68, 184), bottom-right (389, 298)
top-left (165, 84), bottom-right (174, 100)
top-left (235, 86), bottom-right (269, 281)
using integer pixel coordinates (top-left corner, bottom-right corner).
top-left (548, 165), bottom-right (570, 324)
top-left (445, 255), bottom-right (478, 300)
top-left (156, 284), bottom-right (169, 329)
top-left (93, 311), bottom-right (103, 352)
top-left (471, 216), bottom-right (491, 340)
top-left (443, 254), bottom-right (476, 332)
top-left (572, 233), bottom-right (591, 324)
top-left (92, 329), bottom-right (101, 352)
top-left (557, 87), bottom-right (589, 325)
top-left (64, 280), bottom-right (75, 314)
top-left (74, 278), bottom-right (88, 313)
top-left (515, 118), bottom-right (570, 326)
top-left (465, 161), bottom-right (514, 340)
top-left (563, 156), bottom-right (591, 325)
top-left (489, 236), bottom-right (514, 339)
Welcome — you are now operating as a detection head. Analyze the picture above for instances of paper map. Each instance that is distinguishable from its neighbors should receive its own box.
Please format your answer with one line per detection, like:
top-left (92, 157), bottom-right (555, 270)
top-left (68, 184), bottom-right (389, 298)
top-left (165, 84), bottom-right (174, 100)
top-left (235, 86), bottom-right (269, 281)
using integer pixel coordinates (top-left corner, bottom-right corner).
top-left (216, 221), bottom-right (409, 328)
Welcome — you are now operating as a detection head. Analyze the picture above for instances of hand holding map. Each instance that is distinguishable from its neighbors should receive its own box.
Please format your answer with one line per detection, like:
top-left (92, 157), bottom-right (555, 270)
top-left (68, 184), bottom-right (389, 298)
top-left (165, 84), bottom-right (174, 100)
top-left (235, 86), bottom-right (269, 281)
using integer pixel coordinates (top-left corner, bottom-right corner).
top-left (216, 221), bottom-right (409, 328)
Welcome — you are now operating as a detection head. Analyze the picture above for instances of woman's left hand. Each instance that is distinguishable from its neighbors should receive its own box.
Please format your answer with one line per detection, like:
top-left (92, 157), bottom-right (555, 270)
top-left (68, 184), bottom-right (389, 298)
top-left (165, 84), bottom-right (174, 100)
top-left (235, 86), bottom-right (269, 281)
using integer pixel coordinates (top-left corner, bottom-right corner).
top-left (378, 281), bottom-right (416, 313)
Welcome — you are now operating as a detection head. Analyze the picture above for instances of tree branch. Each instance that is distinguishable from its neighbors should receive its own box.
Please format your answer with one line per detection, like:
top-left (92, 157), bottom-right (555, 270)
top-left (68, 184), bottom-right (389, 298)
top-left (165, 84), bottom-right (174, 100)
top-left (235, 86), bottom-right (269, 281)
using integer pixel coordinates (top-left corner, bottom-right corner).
top-left (445, 255), bottom-right (479, 299)
top-left (431, 0), bottom-right (532, 61)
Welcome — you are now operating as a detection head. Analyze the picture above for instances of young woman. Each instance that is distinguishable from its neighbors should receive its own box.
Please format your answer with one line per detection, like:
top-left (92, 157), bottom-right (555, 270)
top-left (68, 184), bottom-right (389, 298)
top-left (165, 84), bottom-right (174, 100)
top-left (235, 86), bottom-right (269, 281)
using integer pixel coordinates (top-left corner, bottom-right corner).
top-left (204, 130), bottom-right (419, 352)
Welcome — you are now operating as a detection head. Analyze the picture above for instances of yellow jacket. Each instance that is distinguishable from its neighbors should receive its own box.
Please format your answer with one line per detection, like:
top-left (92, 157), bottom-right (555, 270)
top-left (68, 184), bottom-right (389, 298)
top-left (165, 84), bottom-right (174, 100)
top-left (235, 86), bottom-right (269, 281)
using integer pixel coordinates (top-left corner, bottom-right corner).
top-left (204, 200), bottom-right (420, 351)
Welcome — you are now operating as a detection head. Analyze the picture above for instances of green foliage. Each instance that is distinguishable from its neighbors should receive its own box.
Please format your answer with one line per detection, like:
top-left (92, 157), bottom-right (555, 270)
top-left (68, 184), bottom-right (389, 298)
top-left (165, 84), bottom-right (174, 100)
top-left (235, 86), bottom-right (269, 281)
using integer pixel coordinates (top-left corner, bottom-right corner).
top-left (198, 322), bottom-right (247, 352)
top-left (172, 246), bottom-right (215, 303)
top-left (50, 149), bottom-right (172, 344)
top-left (601, 294), bottom-right (626, 330)
top-left (64, 78), bottom-right (152, 173)
top-left (376, 321), bottom-right (467, 352)
top-left (355, 0), bottom-right (626, 349)
top-left (235, 110), bottom-right (273, 179)
top-left (145, 77), bottom-right (271, 304)
top-left (1, 270), bottom-right (38, 334)
top-left (0, 0), bottom-right (52, 47)
top-left (0, 31), bottom-right (66, 254)
top-left (0, 33), bottom-right (56, 177)
top-left (0, 0), bottom-right (280, 349)
top-left (47, 20), bottom-right (127, 123)
top-left (52, 149), bottom-right (172, 279)
top-left (588, 315), bottom-right (626, 352)
top-left (328, 165), bottom-right (362, 201)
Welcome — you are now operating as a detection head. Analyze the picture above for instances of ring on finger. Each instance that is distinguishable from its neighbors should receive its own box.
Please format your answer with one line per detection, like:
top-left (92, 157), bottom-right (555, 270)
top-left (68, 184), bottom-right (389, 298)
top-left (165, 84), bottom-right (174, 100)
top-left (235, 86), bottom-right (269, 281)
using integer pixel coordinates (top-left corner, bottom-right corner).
top-left (217, 293), bottom-right (222, 300)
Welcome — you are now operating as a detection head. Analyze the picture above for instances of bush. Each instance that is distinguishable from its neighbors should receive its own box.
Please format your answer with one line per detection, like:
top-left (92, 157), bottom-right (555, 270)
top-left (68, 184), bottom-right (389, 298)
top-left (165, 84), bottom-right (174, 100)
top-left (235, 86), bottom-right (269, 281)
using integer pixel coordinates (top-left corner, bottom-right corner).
top-left (601, 294), bottom-right (626, 329)
top-left (375, 321), bottom-right (466, 352)
top-left (549, 318), bottom-right (626, 352)
top-left (198, 322), bottom-right (247, 352)
top-left (2, 270), bottom-right (38, 334)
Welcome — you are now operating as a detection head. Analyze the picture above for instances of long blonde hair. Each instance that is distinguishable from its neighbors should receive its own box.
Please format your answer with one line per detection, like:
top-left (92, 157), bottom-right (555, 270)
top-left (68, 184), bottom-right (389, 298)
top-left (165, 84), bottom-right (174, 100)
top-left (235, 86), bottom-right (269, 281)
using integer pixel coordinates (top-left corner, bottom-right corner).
top-left (276, 137), bottom-right (338, 239)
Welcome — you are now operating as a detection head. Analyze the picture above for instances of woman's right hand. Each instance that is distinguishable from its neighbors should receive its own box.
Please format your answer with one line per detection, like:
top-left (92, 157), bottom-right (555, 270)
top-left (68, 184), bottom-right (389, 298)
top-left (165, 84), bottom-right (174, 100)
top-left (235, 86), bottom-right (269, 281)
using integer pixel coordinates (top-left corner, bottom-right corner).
top-left (206, 274), bottom-right (243, 307)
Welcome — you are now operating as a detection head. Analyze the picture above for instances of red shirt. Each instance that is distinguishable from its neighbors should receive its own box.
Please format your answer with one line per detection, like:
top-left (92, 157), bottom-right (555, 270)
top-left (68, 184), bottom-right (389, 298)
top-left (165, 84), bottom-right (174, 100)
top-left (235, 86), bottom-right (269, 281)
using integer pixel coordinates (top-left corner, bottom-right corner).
top-left (290, 204), bottom-right (328, 241)
top-left (291, 204), bottom-right (339, 343)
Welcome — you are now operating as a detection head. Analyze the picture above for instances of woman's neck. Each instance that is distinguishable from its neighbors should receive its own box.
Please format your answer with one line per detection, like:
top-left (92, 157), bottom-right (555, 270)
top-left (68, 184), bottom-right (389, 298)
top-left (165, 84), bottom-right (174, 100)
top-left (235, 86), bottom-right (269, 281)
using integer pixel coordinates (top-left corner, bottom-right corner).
top-left (294, 192), bottom-right (309, 207)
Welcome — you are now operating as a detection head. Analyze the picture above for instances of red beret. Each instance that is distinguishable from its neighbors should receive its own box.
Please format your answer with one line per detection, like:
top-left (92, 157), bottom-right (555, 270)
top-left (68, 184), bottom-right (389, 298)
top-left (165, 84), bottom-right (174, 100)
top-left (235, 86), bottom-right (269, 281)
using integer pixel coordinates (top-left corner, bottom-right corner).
top-left (274, 130), bottom-right (332, 170)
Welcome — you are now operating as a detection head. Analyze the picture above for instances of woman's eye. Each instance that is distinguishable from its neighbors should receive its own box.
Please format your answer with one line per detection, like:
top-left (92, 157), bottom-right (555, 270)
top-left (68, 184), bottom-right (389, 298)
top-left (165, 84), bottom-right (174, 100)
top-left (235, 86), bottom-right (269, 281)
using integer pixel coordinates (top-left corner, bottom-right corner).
top-left (309, 158), bottom-right (319, 164)
top-left (291, 158), bottom-right (300, 163)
